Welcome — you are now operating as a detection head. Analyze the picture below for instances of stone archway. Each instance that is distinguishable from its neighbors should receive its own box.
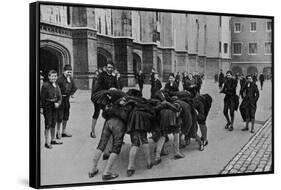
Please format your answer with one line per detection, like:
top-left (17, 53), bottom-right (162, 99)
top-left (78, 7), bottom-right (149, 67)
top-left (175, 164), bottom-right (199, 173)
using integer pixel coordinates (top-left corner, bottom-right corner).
top-left (247, 66), bottom-right (258, 75)
top-left (40, 40), bottom-right (71, 81)
top-left (97, 47), bottom-right (113, 70)
top-left (232, 66), bottom-right (243, 75)
top-left (133, 53), bottom-right (142, 75)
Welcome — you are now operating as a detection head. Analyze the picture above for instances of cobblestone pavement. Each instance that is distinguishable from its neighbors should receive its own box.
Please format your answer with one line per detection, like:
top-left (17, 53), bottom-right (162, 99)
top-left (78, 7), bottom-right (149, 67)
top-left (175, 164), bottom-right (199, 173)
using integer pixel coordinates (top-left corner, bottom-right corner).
top-left (220, 117), bottom-right (272, 174)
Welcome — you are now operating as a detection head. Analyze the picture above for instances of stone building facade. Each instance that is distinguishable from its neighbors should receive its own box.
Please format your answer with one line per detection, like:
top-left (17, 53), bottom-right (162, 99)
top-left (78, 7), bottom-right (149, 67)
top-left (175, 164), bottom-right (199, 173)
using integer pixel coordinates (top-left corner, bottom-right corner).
top-left (39, 5), bottom-right (237, 89)
top-left (230, 17), bottom-right (272, 77)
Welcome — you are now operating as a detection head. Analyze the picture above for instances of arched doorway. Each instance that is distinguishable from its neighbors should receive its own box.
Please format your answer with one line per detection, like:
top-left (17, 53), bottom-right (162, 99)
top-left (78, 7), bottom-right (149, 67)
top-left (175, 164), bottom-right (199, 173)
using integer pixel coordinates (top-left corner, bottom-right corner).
top-left (133, 53), bottom-right (142, 75)
top-left (40, 41), bottom-right (71, 81)
top-left (247, 66), bottom-right (258, 75)
top-left (263, 67), bottom-right (272, 79)
top-left (232, 66), bottom-right (243, 75)
top-left (157, 57), bottom-right (162, 78)
top-left (97, 47), bottom-right (112, 70)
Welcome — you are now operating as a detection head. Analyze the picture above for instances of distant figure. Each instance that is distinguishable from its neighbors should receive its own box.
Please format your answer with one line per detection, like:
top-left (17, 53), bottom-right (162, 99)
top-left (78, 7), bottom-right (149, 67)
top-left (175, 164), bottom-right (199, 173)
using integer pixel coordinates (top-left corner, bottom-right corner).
top-left (252, 72), bottom-right (258, 84)
top-left (164, 73), bottom-right (179, 93)
top-left (183, 73), bottom-right (197, 98)
top-left (259, 73), bottom-right (265, 90)
top-left (218, 70), bottom-right (225, 89)
top-left (116, 72), bottom-right (123, 90)
top-left (175, 72), bottom-right (181, 86)
top-left (136, 70), bottom-right (145, 94)
top-left (150, 68), bottom-right (155, 84)
top-left (214, 73), bottom-right (218, 83)
top-left (240, 73), bottom-right (246, 90)
top-left (150, 73), bottom-right (162, 99)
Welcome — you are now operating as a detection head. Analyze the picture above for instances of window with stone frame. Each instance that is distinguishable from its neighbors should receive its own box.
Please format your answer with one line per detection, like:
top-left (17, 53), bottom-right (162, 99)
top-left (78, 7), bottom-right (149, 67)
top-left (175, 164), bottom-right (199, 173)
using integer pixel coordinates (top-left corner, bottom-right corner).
top-left (233, 43), bottom-right (242, 55)
top-left (250, 22), bottom-right (257, 32)
top-left (224, 43), bottom-right (228, 54)
top-left (249, 42), bottom-right (258, 54)
top-left (234, 23), bottom-right (241, 33)
top-left (265, 42), bottom-right (272, 54)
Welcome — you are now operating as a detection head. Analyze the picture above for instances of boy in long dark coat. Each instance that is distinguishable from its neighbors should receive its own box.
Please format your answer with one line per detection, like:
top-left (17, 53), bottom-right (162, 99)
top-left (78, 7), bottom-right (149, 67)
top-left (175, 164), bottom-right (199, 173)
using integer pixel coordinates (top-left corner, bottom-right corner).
top-left (56, 64), bottom-right (77, 139)
top-left (220, 71), bottom-right (238, 131)
top-left (41, 70), bottom-right (62, 148)
top-left (240, 75), bottom-right (260, 133)
top-left (90, 61), bottom-right (118, 138)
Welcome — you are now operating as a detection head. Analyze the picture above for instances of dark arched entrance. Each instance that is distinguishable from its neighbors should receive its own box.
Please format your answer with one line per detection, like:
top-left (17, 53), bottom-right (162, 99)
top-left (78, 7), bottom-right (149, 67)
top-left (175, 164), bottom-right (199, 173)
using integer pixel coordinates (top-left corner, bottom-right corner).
top-left (40, 48), bottom-right (60, 81)
top-left (247, 66), bottom-right (258, 75)
top-left (97, 53), bottom-right (108, 70)
top-left (97, 47), bottom-right (112, 70)
top-left (263, 67), bottom-right (272, 79)
top-left (157, 57), bottom-right (162, 78)
top-left (40, 40), bottom-right (71, 82)
top-left (232, 66), bottom-right (243, 75)
top-left (133, 53), bottom-right (142, 75)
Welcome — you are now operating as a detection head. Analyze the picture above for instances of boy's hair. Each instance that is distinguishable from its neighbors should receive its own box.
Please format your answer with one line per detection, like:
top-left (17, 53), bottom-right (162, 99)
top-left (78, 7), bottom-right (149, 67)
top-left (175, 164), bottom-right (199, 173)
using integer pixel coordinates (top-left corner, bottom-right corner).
top-left (226, 70), bottom-right (233, 75)
top-left (169, 73), bottom-right (175, 78)
top-left (246, 75), bottom-right (252, 79)
top-left (107, 60), bottom-right (114, 67)
top-left (48, 70), bottom-right (57, 76)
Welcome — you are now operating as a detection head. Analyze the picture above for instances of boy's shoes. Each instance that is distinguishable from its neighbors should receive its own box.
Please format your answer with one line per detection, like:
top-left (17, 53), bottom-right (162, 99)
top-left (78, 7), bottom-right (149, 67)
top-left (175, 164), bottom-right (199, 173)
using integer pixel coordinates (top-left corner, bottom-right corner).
top-left (250, 129), bottom-right (255, 133)
top-left (90, 132), bottom-right (96, 138)
top-left (202, 140), bottom-right (208, 146)
top-left (102, 173), bottom-right (119, 181)
top-left (88, 169), bottom-right (99, 178)
top-left (228, 126), bottom-right (234, 131)
top-left (174, 152), bottom-right (185, 160)
top-left (127, 169), bottom-right (135, 177)
top-left (154, 158), bottom-right (162, 166)
top-left (103, 153), bottom-right (110, 160)
top-left (147, 163), bottom-right (153, 169)
top-left (199, 144), bottom-right (204, 151)
top-left (241, 127), bottom-right (249, 131)
top-left (56, 134), bottom-right (61, 140)
top-left (45, 143), bottom-right (53, 149)
top-left (62, 133), bottom-right (72, 138)
top-left (225, 123), bottom-right (231, 129)
top-left (51, 140), bottom-right (63, 145)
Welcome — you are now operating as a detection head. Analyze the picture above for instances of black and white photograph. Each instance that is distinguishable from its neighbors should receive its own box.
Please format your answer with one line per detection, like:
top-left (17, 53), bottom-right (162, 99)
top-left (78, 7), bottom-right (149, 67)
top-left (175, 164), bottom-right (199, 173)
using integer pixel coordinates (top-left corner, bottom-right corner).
top-left (29, 1), bottom-right (273, 188)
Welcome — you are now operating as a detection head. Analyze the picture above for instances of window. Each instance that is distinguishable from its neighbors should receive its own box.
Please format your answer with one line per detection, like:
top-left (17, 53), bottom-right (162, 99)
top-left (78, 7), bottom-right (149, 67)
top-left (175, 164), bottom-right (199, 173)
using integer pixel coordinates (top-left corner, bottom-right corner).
top-left (224, 43), bottom-right (228, 54)
top-left (265, 42), bottom-right (272, 54)
top-left (266, 21), bottom-right (272, 31)
top-left (219, 16), bottom-right (222, 27)
top-left (250, 22), bottom-right (257, 32)
top-left (233, 43), bottom-right (242, 55)
top-left (234, 23), bottom-right (241, 33)
top-left (219, 41), bottom-right (222, 53)
top-left (249, 42), bottom-right (258, 54)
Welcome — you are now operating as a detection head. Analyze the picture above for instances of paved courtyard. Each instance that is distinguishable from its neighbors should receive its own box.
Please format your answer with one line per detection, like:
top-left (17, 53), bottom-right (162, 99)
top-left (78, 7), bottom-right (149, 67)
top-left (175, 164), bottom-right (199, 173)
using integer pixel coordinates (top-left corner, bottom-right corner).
top-left (40, 79), bottom-right (272, 186)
